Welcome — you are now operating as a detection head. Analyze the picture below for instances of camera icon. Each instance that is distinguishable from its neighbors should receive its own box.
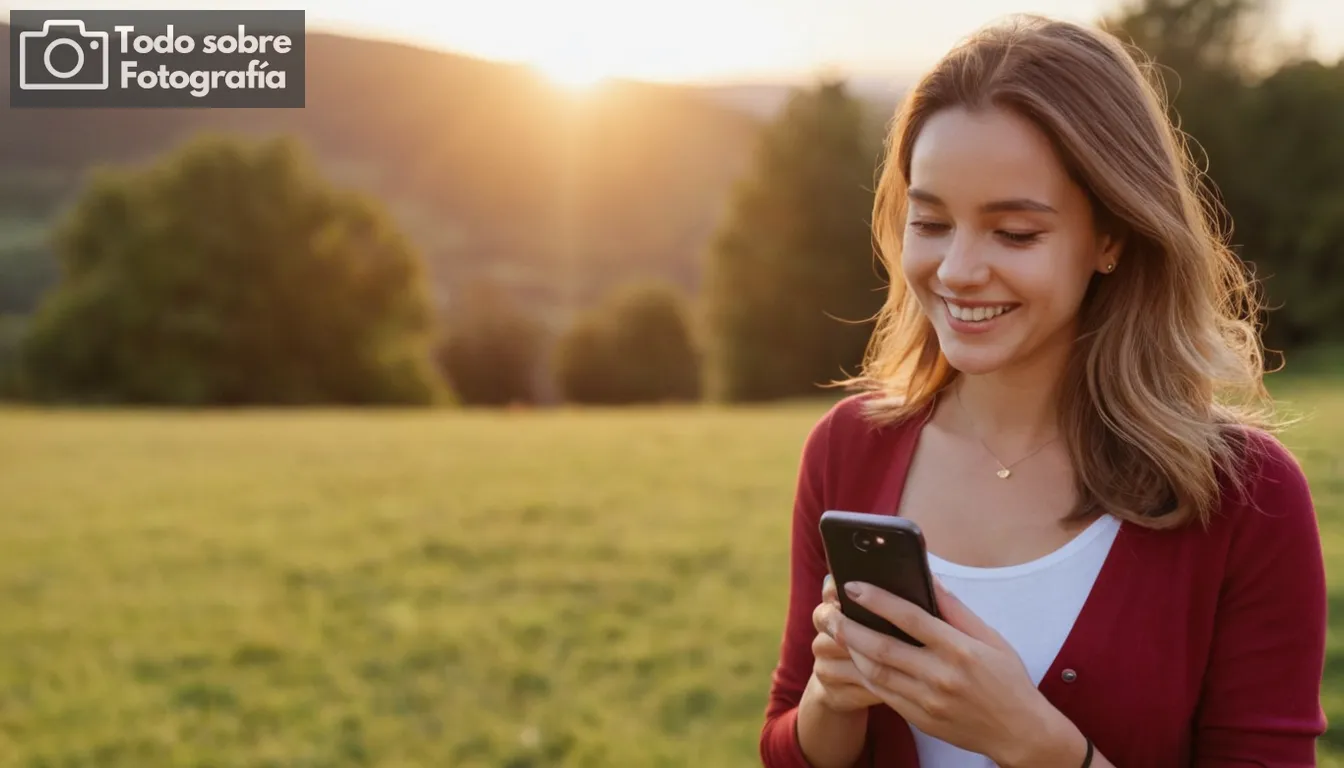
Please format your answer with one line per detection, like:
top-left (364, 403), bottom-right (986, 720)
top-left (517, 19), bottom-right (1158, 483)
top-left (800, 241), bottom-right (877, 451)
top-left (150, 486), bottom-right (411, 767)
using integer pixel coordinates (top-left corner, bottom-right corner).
top-left (18, 19), bottom-right (110, 90)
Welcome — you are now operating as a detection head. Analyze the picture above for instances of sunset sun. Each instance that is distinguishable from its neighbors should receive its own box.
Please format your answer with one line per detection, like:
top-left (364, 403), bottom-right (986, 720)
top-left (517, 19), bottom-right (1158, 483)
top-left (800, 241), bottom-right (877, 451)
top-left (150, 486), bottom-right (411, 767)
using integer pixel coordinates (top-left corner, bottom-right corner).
top-left (535, 56), bottom-right (612, 91)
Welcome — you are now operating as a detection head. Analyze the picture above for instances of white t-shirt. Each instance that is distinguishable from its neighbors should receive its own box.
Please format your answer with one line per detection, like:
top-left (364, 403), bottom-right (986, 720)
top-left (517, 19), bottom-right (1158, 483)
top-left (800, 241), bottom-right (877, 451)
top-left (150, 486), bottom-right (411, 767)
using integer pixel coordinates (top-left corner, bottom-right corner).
top-left (910, 514), bottom-right (1122, 767)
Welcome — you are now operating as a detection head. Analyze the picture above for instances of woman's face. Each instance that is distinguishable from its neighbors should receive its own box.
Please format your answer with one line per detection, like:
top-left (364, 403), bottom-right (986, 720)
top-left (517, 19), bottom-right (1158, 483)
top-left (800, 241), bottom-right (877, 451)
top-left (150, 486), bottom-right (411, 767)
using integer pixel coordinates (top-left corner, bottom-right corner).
top-left (900, 105), bottom-right (1119, 377)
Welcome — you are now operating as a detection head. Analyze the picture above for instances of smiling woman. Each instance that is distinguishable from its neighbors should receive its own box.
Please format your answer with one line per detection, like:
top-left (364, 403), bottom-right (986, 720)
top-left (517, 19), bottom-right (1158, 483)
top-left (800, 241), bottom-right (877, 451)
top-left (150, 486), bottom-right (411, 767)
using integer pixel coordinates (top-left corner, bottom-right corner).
top-left (760, 12), bottom-right (1327, 768)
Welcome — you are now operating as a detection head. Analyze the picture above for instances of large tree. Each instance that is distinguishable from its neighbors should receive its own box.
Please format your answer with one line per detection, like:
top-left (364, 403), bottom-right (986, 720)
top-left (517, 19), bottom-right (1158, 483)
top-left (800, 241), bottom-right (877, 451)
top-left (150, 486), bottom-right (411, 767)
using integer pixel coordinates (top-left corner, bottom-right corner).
top-left (18, 134), bottom-right (446, 405)
top-left (1101, 0), bottom-right (1344, 350)
top-left (702, 80), bottom-right (886, 402)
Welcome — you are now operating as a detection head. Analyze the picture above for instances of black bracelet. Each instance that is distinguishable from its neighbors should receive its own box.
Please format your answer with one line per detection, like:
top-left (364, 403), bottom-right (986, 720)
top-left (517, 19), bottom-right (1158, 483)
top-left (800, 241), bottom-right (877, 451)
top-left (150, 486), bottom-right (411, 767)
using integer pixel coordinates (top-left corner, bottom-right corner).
top-left (1080, 737), bottom-right (1094, 768)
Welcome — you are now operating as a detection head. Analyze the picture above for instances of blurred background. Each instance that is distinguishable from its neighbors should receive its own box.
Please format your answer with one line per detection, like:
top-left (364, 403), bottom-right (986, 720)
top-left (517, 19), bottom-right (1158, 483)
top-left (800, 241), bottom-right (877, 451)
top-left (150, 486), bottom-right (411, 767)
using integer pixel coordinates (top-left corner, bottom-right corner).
top-left (1, 0), bottom-right (1342, 765)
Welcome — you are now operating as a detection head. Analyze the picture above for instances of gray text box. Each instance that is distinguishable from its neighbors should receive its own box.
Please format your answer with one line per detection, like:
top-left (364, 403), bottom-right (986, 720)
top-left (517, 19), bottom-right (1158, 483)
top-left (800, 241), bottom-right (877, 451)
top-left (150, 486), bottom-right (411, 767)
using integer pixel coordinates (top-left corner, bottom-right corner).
top-left (9, 9), bottom-right (305, 108)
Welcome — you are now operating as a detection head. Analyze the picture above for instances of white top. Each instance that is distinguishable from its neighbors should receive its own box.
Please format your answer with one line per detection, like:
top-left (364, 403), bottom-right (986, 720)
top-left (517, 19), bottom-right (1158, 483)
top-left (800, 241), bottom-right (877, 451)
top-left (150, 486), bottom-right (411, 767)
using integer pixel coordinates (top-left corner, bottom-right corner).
top-left (910, 514), bottom-right (1122, 767)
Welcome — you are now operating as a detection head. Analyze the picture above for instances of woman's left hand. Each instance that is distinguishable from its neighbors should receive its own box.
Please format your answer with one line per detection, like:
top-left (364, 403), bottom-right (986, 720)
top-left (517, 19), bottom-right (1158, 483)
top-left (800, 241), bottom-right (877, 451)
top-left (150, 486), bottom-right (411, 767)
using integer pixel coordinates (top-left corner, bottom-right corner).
top-left (833, 579), bottom-right (1087, 768)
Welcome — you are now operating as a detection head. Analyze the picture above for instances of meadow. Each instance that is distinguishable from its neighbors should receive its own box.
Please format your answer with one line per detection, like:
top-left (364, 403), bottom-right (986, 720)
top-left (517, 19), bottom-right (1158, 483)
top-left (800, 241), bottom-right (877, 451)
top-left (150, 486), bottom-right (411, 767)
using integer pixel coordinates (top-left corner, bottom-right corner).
top-left (1, 375), bottom-right (1341, 767)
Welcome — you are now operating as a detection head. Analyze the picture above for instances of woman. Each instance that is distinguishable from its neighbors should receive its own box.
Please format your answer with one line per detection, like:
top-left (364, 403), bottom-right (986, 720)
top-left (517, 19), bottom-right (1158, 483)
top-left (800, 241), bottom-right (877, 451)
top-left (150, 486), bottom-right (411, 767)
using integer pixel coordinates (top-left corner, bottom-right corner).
top-left (760, 14), bottom-right (1327, 768)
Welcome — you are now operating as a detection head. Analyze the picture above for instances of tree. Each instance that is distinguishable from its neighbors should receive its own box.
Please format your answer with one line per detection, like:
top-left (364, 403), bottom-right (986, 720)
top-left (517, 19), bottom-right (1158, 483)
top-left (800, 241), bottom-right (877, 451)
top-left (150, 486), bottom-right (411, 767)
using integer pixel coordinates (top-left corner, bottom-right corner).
top-left (18, 133), bottom-right (446, 405)
top-left (1100, 0), bottom-right (1344, 350)
top-left (436, 278), bottom-right (546, 406)
top-left (702, 79), bottom-right (886, 402)
top-left (1100, 0), bottom-right (1280, 76)
top-left (554, 280), bottom-right (701, 405)
top-left (1228, 59), bottom-right (1344, 347)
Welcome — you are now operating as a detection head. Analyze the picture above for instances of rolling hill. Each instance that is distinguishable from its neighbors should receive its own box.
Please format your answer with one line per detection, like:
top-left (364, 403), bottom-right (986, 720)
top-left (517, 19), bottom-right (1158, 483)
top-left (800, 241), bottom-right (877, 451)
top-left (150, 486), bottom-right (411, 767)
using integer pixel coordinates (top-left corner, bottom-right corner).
top-left (0, 25), bottom-right (903, 329)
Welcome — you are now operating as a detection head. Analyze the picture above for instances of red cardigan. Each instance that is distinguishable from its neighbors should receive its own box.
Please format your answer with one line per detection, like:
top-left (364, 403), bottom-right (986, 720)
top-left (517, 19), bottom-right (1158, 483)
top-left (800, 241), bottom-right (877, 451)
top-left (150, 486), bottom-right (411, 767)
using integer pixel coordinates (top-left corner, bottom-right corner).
top-left (761, 394), bottom-right (1328, 767)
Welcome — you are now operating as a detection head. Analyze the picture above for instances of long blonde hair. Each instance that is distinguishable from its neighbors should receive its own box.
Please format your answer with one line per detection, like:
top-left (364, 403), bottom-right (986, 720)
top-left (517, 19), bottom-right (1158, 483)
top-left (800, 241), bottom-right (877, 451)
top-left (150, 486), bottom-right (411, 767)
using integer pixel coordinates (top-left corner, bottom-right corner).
top-left (842, 14), bottom-right (1284, 530)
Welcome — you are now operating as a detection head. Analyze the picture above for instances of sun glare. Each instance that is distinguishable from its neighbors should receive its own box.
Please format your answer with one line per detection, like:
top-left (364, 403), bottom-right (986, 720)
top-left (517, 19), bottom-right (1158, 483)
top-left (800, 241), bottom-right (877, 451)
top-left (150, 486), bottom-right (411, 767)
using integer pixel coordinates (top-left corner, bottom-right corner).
top-left (535, 57), bottom-right (612, 92)
top-left (370, 0), bottom-right (803, 89)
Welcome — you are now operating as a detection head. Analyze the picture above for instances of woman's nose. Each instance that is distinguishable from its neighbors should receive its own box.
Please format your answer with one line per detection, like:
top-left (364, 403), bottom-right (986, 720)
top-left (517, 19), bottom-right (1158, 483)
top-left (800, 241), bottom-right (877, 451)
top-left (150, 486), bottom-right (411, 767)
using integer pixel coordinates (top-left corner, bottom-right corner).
top-left (936, 232), bottom-right (990, 289)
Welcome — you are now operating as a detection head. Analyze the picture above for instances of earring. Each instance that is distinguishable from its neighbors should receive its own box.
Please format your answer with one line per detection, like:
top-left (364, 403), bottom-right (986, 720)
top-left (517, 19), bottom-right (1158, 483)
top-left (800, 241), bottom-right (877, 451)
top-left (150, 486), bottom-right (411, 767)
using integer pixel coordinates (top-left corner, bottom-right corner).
top-left (1104, 263), bottom-right (1115, 273)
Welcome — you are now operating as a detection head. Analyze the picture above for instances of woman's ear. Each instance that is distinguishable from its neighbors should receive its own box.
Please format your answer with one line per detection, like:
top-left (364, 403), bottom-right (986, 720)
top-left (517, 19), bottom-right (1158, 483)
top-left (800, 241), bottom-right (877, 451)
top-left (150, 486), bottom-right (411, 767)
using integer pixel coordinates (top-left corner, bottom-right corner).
top-left (1096, 230), bottom-right (1124, 275)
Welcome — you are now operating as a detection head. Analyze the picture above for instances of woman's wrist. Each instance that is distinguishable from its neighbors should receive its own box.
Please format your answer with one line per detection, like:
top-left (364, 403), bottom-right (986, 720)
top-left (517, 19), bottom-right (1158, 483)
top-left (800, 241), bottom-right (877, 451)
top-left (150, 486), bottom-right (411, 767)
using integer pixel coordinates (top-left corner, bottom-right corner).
top-left (993, 700), bottom-right (1090, 768)
top-left (795, 676), bottom-right (869, 768)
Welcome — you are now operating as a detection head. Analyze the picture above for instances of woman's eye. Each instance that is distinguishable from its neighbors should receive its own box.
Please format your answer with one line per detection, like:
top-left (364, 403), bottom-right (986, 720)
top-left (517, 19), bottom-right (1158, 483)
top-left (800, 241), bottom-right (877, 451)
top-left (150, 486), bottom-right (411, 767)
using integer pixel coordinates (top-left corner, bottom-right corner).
top-left (997, 230), bottom-right (1042, 245)
top-left (909, 221), bottom-right (950, 236)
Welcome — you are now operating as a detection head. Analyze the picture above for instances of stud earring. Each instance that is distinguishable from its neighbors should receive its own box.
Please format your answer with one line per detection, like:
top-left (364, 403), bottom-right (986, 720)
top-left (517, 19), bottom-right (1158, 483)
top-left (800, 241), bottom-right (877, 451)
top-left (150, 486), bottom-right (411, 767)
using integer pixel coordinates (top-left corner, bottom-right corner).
top-left (1104, 263), bottom-right (1115, 273)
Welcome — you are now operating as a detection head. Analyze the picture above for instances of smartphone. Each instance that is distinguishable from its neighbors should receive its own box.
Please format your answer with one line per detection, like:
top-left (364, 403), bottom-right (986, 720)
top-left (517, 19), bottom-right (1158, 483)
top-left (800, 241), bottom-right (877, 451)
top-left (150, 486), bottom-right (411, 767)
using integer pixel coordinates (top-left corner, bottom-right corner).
top-left (819, 510), bottom-right (942, 646)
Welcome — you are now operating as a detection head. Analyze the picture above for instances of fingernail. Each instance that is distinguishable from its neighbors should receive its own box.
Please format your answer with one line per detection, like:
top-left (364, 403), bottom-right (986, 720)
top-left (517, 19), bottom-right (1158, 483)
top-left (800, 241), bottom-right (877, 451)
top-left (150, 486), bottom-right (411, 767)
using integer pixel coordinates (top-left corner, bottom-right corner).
top-left (844, 582), bottom-right (864, 600)
top-left (823, 573), bottom-right (833, 591)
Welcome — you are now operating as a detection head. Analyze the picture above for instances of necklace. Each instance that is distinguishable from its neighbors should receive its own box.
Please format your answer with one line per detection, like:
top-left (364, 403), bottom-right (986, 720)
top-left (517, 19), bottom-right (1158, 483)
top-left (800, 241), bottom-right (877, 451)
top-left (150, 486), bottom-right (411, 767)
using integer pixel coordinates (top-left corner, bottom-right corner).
top-left (954, 386), bottom-right (1060, 479)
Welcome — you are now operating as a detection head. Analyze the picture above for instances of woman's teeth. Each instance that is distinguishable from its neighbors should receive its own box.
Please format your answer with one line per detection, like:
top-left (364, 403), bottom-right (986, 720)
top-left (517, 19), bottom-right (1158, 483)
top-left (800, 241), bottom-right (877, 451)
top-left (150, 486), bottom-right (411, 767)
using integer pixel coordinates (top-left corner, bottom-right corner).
top-left (947, 302), bottom-right (1015, 322)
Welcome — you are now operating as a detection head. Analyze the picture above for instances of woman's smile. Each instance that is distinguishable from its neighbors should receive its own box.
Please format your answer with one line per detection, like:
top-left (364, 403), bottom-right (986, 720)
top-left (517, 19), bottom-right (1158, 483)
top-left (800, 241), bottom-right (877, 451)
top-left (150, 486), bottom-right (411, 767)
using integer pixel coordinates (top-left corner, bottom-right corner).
top-left (941, 298), bottom-right (1021, 335)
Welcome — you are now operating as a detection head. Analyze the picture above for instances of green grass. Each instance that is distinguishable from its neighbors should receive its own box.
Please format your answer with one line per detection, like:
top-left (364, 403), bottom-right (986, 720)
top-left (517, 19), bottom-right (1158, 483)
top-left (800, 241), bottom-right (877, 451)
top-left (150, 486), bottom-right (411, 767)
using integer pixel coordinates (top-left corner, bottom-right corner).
top-left (0, 380), bottom-right (1341, 767)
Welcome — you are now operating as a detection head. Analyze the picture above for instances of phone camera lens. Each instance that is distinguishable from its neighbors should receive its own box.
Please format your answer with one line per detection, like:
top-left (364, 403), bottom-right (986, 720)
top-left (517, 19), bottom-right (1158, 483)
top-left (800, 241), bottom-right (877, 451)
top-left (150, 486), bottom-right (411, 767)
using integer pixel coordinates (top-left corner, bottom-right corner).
top-left (852, 531), bottom-right (873, 552)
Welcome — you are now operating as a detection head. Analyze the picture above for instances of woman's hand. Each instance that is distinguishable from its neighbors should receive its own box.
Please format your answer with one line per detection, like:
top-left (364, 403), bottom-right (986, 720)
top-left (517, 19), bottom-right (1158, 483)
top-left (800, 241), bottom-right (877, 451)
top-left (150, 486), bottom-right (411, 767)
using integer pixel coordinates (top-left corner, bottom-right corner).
top-left (807, 574), bottom-right (885, 713)
top-left (832, 578), bottom-right (1090, 768)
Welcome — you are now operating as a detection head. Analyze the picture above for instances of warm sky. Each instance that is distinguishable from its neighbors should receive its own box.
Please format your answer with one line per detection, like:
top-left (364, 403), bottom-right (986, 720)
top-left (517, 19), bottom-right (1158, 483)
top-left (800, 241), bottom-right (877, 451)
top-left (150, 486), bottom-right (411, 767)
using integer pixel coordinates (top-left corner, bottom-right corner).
top-left (5, 0), bottom-right (1342, 86)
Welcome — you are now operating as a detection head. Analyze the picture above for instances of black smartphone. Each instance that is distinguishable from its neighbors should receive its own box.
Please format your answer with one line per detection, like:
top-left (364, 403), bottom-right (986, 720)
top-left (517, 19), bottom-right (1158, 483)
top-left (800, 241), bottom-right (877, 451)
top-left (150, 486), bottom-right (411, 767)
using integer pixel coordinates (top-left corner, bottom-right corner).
top-left (819, 510), bottom-right (942, 646)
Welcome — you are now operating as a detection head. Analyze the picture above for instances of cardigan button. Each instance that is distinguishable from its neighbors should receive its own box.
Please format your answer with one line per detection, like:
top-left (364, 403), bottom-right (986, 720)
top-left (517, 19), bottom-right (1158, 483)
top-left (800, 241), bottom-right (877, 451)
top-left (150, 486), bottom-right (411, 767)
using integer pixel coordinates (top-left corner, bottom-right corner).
top-left (1061, 668), bottom-right (1078, 683)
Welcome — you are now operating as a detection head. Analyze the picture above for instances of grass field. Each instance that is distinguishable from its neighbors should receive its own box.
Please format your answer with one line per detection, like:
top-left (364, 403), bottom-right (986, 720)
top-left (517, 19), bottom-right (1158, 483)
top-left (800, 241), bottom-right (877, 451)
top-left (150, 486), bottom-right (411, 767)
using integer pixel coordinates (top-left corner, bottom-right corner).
top-left (1, 377), bottom-right (1342, 767)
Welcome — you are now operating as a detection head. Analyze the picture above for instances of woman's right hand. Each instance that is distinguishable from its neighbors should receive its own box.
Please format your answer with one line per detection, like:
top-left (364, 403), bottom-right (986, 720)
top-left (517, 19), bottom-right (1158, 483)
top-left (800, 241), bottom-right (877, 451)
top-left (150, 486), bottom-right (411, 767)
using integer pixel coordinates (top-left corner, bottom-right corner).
top-left (809, 574), bottom-right (884, 713)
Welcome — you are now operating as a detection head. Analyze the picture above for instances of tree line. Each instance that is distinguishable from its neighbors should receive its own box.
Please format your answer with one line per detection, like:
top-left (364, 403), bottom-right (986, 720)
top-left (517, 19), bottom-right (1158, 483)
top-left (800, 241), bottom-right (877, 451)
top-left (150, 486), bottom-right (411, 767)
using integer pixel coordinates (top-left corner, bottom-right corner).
top-left (1, 0), bottom-right (1339, 406)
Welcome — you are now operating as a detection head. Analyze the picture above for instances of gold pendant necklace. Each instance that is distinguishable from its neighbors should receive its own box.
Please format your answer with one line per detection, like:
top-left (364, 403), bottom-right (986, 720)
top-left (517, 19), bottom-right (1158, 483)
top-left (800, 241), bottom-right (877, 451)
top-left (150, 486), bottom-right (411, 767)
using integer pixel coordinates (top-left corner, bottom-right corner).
top-left (955, 387), bottom-right (1059, 479)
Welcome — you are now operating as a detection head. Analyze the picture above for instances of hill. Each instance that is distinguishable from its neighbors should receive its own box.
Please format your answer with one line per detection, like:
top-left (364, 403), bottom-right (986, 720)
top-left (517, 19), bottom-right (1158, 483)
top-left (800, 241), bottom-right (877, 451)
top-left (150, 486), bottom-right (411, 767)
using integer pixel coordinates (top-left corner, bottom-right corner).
top-left (0, 26), bottom-right (808, 328)
top-left (696, 75), bottom-right (906, 120)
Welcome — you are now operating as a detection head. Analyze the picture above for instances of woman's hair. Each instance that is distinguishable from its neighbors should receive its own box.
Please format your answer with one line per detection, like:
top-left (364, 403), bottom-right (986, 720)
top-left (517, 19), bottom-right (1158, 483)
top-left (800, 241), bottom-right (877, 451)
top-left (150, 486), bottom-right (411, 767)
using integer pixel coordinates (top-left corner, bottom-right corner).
top-left (842, 14), bottom-right (1286, 530)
